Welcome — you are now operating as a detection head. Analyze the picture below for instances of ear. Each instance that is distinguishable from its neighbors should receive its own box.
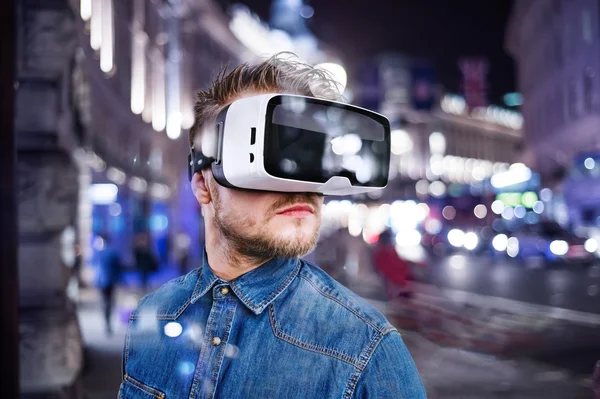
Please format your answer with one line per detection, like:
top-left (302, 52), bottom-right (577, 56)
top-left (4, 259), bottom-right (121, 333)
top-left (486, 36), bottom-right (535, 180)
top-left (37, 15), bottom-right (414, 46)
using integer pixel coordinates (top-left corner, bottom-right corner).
top-left (191, 170), bottom-right (212, 205)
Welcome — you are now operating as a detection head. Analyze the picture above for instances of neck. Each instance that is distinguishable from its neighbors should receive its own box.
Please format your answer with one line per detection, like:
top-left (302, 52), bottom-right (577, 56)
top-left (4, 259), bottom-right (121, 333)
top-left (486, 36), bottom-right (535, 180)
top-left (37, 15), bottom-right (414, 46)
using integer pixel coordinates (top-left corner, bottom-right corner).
top-left (204, 225), bottom-right (271, 281)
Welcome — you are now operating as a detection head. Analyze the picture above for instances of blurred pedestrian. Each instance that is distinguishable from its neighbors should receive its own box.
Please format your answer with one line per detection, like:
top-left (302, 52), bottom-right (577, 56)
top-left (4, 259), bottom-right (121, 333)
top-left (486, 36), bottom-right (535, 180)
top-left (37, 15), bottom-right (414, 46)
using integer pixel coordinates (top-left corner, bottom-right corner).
top-left (174, 231), bottom-right (191, 276)
top-left (372, 230), bottom-right (413, 300)
top-left (95, 234), bottom-right (122, 336)
top-left (72, 243), bottom-right (83, 287)
top-left (134, 232), bottom-right (158, 292)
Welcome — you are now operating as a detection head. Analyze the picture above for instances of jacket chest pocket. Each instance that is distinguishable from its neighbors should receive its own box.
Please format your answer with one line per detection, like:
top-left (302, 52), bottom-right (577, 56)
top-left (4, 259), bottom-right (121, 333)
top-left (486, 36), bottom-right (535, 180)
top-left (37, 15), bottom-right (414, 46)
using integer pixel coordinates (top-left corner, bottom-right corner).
top-left (119, 374), bottom-right (166, 399)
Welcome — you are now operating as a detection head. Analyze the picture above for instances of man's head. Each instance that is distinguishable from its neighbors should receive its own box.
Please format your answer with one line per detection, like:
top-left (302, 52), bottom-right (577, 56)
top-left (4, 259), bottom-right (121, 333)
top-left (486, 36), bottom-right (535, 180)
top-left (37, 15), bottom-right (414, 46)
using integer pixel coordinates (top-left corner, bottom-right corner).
top-left (190, 54), bottom-right (342, 260)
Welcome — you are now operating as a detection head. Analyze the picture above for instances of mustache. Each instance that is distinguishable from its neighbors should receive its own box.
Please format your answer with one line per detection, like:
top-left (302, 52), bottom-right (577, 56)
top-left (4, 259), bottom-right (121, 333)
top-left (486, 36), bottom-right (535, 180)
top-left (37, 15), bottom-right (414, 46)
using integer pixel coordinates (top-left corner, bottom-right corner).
top-left (268, 193), bottom-right (322, 215)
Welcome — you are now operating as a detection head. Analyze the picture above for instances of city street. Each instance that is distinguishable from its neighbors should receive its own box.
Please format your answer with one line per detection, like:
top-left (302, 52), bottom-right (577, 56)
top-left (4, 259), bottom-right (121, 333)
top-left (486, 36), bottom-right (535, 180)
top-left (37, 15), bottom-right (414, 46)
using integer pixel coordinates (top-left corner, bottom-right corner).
top-left (7, 1), bottom-right (600, 397)
top-left (427, 255), bottom-right (600, 315)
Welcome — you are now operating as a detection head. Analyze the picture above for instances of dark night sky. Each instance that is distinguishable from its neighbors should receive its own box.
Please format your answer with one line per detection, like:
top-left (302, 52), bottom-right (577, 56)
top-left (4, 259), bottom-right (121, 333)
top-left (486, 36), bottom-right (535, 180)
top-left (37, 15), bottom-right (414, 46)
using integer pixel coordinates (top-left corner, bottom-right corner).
top-left (223, 0), bottom-right (516, 106)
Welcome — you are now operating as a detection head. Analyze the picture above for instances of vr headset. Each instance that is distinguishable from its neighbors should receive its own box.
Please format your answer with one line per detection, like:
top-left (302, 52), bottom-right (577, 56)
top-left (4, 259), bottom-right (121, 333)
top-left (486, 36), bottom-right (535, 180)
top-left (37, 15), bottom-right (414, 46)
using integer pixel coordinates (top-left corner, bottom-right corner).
top-left (188, 94), bottom-right (391, 196)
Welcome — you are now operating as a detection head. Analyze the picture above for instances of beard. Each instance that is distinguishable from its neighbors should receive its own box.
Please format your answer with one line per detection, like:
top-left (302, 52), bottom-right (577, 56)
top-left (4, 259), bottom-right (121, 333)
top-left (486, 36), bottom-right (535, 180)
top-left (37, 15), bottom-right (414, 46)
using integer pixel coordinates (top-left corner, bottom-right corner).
top-left (210, 182), bottom-right (321, 260)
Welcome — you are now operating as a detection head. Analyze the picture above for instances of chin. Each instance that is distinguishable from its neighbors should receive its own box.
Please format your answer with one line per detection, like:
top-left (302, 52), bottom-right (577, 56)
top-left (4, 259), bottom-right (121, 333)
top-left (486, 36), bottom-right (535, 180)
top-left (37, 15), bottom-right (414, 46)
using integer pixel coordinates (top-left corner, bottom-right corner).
top-left (271, 221), bottom-right (317, 242)
top-left (279, 226), bottom-right (314, 241)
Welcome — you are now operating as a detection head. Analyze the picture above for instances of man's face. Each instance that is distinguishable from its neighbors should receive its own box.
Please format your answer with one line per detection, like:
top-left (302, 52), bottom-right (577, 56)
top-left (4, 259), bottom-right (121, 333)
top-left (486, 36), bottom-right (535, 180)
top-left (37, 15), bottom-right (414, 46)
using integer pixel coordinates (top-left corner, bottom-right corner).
top-left (207, 174), bottom-right (323, 259)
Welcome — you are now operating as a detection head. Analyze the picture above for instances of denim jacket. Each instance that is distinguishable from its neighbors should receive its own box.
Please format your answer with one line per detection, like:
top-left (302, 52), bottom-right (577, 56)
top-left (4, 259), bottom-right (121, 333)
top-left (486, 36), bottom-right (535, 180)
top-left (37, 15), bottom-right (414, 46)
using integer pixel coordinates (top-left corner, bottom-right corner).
top-left (119, 250), bottom-right (426, 398)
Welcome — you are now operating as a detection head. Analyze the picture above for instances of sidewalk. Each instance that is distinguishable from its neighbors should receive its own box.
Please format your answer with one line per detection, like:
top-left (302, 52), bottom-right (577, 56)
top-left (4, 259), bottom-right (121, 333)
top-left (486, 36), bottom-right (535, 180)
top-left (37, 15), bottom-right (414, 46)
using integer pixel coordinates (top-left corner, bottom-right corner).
top-left (77, 266), bottom-right (180, 399)
top-left (78, 288), bottom-right (134, 399)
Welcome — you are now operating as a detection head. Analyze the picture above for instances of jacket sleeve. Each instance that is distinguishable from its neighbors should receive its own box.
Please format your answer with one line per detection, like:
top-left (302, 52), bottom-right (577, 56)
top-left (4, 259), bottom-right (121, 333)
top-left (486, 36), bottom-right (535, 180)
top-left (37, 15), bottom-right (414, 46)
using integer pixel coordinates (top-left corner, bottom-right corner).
top-left (352, 330), bottom-right (426, 398)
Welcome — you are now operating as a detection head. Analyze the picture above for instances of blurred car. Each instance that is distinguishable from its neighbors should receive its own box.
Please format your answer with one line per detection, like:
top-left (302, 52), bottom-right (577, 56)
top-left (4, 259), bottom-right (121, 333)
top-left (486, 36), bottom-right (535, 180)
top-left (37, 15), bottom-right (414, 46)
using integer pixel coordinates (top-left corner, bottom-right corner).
top-left (492, 221), bottom-right (597, 265)
top-left (421, 225), bottom-right (491, 257)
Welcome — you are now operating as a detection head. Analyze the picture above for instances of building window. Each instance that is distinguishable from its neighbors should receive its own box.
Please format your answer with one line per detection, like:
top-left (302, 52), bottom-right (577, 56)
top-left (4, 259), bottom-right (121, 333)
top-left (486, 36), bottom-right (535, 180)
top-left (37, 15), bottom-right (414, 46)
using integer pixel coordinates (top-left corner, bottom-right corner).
top-left (584, 66), bottom-right (596, 112)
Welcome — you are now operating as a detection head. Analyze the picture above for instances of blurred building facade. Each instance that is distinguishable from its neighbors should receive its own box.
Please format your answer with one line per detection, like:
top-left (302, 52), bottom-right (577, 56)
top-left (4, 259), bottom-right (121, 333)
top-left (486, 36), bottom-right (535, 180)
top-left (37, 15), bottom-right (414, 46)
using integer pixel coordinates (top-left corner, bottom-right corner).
top-left (505, 0), bottom-right (600, 179)
top-left (16, 0), bottom-right (248, 396)
top-left (356, 54), bottom-right (523, 203)
top-left (506, 0), bottom-right (600, 230)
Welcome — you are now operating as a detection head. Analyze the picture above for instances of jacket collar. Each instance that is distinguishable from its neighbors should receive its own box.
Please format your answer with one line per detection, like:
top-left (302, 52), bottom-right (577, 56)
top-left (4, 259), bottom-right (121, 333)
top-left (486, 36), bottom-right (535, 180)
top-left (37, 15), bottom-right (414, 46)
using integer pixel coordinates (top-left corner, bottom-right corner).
top-left (190, 248), bottom-right (301, 315)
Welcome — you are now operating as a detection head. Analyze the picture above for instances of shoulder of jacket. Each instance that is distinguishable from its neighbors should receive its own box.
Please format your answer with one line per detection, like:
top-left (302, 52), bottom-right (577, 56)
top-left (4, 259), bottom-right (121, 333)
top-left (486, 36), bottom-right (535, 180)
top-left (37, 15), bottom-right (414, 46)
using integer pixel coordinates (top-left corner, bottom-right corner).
top-left (296, 260), bottom-right (395, 335)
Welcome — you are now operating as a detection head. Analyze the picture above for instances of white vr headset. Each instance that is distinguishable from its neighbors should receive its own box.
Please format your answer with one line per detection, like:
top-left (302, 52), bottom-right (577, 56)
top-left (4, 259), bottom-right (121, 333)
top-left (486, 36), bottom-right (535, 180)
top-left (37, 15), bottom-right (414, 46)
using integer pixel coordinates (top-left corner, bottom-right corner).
top-left (188, 93), bottom-right (391, 196)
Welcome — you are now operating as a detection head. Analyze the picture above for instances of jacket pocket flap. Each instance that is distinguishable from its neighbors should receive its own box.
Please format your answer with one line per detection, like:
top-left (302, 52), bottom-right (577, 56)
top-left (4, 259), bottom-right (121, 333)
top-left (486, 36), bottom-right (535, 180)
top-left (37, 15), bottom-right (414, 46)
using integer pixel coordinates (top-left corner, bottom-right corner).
top-left (119, 374), bottom-right (166, 399)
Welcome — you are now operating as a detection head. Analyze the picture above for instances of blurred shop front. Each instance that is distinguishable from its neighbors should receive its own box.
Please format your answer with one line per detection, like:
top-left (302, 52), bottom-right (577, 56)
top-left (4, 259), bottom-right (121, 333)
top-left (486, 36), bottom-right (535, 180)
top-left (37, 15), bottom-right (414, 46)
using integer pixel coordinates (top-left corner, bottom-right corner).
top-left (76, 148), bottom-right (174, 287)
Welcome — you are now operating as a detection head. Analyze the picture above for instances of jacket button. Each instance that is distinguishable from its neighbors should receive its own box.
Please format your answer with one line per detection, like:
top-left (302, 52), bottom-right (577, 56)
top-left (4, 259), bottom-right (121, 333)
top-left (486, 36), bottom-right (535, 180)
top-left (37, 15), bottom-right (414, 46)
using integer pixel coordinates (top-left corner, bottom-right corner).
top-left (220, 287), bottom-right (230, 295)
top-left (212, 336), bottom-right (222, 346)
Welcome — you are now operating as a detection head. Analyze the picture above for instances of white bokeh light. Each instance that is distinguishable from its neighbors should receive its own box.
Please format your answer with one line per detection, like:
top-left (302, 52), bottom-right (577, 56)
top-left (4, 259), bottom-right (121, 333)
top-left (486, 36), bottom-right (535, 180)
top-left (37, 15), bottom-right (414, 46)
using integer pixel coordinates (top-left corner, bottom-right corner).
top-left (164, 322), bottom-right (183, 338)
top-left (507, 237), bottom-right (519, 257)
top-left (491, 200), bottom-right (505, 215)
top-left (474, 204), bottom-right (487, 219)
top-left (429, 132), bottom-right (446, 154)
top-left (584, 157), bottom-right (596, 170)
top-left (448, 229), bottom-right (465, 248)
top-left (492, 234), bottom-right (508, 252)
top-left (463, 232), bottom-right (479, 250)
top-left (549, 240), bottom-right (569, 256)
top-left (315, 62), bottom-right (347, 93)
top-left (391, 129), bottom-right (413, 155)
top-left (585, 238), bottom-right (598, 253)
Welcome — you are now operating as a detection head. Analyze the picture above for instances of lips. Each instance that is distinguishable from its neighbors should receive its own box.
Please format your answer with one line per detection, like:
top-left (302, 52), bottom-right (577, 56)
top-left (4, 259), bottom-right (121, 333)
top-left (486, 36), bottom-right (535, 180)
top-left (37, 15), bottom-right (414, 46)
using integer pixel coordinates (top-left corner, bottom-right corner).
top-left (276, 204), bottom-right (315, 216)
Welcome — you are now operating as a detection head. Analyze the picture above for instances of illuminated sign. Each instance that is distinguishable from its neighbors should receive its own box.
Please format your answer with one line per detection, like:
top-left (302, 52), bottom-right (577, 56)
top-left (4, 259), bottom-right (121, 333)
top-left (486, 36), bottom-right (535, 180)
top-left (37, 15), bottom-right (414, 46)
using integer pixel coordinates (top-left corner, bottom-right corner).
top-left (441, 94), bottom-right (523, 130)
top-left (88, 184), bottom-right (118, 205)
top-left (496, 191), bottom-right (538, 208)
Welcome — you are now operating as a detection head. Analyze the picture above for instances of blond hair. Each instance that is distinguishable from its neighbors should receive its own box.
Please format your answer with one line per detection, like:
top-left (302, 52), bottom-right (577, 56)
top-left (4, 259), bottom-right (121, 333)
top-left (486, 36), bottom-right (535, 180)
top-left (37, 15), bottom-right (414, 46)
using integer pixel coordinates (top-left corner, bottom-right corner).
top-left (189, 52), bottom-right (343, 148)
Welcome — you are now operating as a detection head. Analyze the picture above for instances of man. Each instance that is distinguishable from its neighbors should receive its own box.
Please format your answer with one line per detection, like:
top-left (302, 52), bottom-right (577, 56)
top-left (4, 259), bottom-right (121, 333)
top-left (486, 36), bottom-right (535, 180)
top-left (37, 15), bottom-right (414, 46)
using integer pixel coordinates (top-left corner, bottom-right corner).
top-left (174, 230), bottom-right (192, 275)
top-left (119, 54), bottom-right (426, 398)
top-left (133, 232), bottom-right (158, 292)
top-left (95, 234), bottom-right (122, 336)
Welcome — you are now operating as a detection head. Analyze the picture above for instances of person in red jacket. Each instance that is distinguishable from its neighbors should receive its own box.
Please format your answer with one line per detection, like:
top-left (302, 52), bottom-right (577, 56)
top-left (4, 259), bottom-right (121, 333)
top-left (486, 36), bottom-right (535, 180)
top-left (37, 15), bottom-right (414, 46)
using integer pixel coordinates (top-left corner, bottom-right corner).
top-left (372, 230), bottom-right (413, 300)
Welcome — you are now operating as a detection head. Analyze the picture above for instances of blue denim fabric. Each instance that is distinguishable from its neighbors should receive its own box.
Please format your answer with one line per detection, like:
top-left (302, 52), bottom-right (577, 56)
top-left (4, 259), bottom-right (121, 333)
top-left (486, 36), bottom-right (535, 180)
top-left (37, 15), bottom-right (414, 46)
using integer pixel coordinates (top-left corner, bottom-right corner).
top-left (119, 250), bottom-right (426, 398)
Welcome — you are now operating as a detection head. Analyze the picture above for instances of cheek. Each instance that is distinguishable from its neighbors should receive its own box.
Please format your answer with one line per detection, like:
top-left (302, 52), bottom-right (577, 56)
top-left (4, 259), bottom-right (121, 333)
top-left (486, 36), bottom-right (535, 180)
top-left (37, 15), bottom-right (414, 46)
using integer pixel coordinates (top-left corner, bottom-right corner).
top-left (223, 192), bottom-right (272, 219)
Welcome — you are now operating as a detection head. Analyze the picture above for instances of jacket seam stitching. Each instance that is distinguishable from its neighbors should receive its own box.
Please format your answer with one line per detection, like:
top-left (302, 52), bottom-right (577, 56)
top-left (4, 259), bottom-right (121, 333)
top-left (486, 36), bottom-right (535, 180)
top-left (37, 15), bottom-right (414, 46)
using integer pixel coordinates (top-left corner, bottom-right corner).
top-left (298, 273), bottom-right (385, 333)
top-left (190, 267), bottom-right (215, 304)
top-left (268, 303), bottom-right (360, 367)
top-left (129, 296), bottom-right (191, 320)
top-left (123, 318), bottom-right (133, 375)
top-left (344, 331), bottom-right (391, 399)
top-left (231, 259), bottom-right (300, 312)
top-left (131, 284), bottom-right (196, 320)
top-left (124, 374), bottom-right (164, 398)
top-left (208, 300), bottom-right (237, 398)
top-left (189, 299), bottom-right (219, 397)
